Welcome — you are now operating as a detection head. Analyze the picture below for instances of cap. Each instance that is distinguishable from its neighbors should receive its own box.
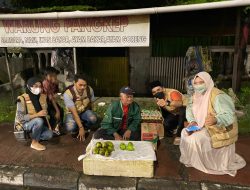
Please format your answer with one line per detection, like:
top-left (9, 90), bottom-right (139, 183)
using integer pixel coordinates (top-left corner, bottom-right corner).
top-left (119, 86), bottom-right (135, 95)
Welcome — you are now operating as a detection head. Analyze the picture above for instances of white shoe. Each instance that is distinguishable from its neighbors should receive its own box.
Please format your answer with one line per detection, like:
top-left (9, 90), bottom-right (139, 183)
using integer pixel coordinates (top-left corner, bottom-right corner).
top-left (30, 143), bottom-right (46, 151)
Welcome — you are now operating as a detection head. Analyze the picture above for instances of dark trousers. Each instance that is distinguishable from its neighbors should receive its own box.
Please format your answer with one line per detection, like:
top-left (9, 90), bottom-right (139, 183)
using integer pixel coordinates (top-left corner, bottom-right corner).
top-left (47, 102), bottom-right (64, 130)
top-left (162, 107), bottom-right (186, 137)
top-left (93, 128), bottom-right (141, 141)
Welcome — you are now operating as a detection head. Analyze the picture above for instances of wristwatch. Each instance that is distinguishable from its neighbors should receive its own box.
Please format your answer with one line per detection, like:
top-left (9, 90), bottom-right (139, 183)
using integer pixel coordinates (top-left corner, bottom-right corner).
top-left (166, 100), bottom-right (171, 106)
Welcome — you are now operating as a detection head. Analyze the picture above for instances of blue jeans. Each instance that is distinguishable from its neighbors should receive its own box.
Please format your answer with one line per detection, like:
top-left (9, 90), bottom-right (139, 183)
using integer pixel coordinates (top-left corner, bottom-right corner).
top-left (65, 110), bottom-right (97, 133)
top-left (23, 118), bottom-right (53, 141)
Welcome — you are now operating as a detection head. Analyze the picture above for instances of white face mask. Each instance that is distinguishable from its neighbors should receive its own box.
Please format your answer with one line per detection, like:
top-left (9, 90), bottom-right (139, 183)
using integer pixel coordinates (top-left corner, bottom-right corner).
top-left (30, 87), bottom-right (41, 95)
top-left (193, 83), bottom-right (206, 94)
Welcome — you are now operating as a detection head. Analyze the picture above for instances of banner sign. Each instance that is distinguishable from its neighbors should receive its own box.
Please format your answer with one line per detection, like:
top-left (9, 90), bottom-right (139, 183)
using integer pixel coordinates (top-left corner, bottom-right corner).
top-left (0, 15), bottom-right (149, 47)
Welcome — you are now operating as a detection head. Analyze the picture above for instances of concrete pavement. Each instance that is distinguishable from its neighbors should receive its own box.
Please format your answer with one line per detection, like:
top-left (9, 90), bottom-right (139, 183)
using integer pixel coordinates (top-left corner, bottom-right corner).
top-left (0, 123), bottom-right (249, 190)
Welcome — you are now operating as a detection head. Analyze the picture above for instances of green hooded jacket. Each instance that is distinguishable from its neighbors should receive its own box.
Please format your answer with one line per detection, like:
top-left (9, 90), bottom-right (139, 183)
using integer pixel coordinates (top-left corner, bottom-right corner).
top-left (101, 100), bottom-right (141, 135)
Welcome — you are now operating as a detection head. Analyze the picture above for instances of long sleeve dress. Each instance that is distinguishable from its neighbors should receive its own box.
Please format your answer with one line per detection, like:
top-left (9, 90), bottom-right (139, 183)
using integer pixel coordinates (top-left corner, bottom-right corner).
top-left (179, 93), bottom-right (246, 176)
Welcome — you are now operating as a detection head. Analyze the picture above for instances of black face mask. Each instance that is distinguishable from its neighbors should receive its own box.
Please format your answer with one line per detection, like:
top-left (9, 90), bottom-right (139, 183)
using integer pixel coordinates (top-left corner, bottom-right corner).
top-left (154, 92), bottom-right (165, 99)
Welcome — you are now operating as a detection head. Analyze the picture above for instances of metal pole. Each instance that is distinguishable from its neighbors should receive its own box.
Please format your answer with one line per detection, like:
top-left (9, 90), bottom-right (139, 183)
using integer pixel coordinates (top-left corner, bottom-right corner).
top-left (4, 47), bottom-right (15, 104)
top-left (232, 8), bottom-right (241, 92)
top-left (73, 47), bottom-right (77, 74)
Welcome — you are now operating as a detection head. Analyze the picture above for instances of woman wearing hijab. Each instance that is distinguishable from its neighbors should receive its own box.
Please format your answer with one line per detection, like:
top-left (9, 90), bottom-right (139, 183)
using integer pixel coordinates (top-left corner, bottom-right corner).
top-left (14, 77), bottom-right (53, 151)
top-left (180, 72), bottom-right (246, 176)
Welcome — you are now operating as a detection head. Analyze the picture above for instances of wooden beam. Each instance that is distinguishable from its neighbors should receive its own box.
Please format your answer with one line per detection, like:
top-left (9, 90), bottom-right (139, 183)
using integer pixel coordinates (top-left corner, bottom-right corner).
top-left (209, 46), bottom-right (235, 53)
top-left (232, 8), bottom-right (242, 92)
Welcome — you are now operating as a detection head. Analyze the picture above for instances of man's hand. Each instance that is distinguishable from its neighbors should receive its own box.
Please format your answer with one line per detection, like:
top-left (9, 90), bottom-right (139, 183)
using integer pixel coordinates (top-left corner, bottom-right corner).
top-left (113, 132), bottom-right (123, 140)
top-left (123, 129), bottom-right (131, 140)
top-left (205, 113), bottom-right (217, 126)
top-left (77, 127), bottom-right (85, 141)
top-left (37, 110), bottom-right (47, 117)
top-left (156, 98), bottom-right (166, 107)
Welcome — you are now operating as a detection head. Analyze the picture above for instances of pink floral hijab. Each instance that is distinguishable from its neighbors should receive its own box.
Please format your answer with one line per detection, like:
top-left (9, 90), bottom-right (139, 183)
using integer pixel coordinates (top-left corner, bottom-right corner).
top-left (192, 72), bottom-right (214, 128)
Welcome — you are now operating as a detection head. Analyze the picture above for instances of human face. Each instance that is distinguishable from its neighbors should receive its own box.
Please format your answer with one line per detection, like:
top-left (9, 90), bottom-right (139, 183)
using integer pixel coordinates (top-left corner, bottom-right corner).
top-left (46, 73), bottom-right (57, 83)
top-left (193, 77), bottom-right (206, 94)
top-left (193, 77), bottom-right (204, 85)
top-left (31, 82), bottom-right (42, 95)
top-left (151, 86), bottom-right (163, 96)
top-left (120, 93), bottom-right (134, 106)
top-left (32, 82), bottom-right (42, 89)
top-left (75, 79), bottom-right (87, 94)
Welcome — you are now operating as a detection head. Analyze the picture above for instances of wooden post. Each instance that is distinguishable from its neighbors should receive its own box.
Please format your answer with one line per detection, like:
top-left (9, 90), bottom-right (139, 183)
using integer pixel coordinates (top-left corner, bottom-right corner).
top-left (37, 52), bottom-right (41, 70)
top-left (73, 47), bottom-right (77, 74)
top-left (4, 47), bottom-right (15, 104)
top-left (232, 8), bottom-right (242, 92)
top-left (45, 52), bottom-right (49, 67)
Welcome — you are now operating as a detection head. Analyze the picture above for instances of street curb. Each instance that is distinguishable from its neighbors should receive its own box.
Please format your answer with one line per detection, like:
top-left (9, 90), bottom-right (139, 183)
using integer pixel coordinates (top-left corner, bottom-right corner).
top-left (0, 165), bottom-right (29, 186)
top-left (23, 167), bottom-right (80, 190)
top-left (1, 165), bottom-right (250, 190)
top-left (79, 174), bottom-right (137, 190)
top-left (137, 178), bottom-right (201, 190)
top-left (200, 182), bottom-right (250, 190)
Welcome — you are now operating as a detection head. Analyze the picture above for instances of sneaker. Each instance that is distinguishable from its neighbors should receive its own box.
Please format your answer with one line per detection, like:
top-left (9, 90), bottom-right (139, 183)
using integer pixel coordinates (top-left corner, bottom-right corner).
top-left (173, 137), bottom-right (181, 146)
top-left (30, 142), bottom-right (46, 151)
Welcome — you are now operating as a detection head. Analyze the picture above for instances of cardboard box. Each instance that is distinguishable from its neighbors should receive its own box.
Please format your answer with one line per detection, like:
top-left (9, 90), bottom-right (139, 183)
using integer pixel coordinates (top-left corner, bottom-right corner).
top-left (141, 122), bottom-right (164, 141)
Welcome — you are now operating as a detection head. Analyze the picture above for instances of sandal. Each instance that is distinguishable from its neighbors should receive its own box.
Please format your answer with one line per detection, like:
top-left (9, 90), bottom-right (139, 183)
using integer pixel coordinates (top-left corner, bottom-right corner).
top-left (53, 124), bottom-right (61, 136)
top-left (53, 130), bottom-right (61, 136)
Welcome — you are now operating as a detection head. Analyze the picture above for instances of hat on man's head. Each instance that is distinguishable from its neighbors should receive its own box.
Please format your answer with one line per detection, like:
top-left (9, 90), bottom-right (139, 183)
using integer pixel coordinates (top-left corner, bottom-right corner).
top-left (120, 86), bottom-right (135, 95)
top-left (149, 80), bottom-right (162, 90)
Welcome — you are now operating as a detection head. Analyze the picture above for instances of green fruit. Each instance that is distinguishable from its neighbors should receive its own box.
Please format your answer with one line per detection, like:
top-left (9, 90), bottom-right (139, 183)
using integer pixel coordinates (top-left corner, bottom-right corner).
top-left (96, 142), bottom-right (102, 148)
top-left (99, 148), bottom-right (105, 155)
top-left (93, 147), bottom-right (99, 154)
top-left (105, 150), bottom-right (110, 157)
top-left (128, 142), bottom-right (133, 147)
top-left (126, 145), bottom-right (135, 151)
top-left (107, 146), bottom-right (114, 152)
top-left (108, 145), bottom-right (114, 150)
top-left (120, 143), bottom-right (126, 150)
top-left (102, 142), bottom-right (108, 148)
top-left (107, 143), bottom-right (114, 149)
top-left (106, 141), bottom-right (114, 147)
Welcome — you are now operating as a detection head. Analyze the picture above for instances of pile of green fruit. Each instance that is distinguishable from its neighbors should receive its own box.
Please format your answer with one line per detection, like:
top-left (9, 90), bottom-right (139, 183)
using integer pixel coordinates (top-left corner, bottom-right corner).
top-left (92, 141), bottom-right (114, 157)
top-left (120, 142), bottom-right (135, 151)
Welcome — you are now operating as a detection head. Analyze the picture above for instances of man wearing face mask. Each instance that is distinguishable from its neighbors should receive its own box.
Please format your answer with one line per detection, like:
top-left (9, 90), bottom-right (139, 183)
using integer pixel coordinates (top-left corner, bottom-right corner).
top-left (93, 86), bottom-right (141, 141)
top-left (14, 77), bottom-right (53, 151)
top-left (150, 81), bottom-right (186, 145)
